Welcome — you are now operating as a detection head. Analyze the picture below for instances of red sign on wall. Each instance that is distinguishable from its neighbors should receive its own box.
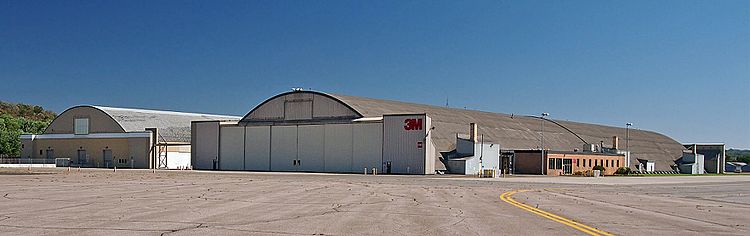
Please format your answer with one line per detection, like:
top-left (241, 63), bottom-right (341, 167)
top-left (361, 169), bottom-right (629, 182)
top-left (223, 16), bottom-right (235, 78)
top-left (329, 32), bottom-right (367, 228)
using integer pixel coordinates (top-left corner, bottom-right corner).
top-left (404, 119), bottom-right (423, 130)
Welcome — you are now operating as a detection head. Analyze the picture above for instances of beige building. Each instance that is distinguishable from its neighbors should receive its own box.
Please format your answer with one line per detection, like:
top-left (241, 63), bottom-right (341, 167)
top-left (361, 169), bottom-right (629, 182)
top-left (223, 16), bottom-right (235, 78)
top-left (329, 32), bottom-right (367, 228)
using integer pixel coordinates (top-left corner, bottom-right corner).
top-left (20, 105), bottom-right (239, 169)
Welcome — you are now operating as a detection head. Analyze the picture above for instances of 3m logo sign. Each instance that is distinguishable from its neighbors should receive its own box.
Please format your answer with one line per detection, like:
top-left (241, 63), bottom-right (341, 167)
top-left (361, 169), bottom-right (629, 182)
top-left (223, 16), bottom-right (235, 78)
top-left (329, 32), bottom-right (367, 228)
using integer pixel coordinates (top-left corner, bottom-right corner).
top-left (404, 119), bottom-right (423, 131)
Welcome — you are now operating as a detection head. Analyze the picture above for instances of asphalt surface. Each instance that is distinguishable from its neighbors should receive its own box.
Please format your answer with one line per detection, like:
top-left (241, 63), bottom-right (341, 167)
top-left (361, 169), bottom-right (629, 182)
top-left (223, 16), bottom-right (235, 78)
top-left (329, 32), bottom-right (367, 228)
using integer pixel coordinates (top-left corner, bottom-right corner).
top-left (0, 168), bottom-right (748, 235)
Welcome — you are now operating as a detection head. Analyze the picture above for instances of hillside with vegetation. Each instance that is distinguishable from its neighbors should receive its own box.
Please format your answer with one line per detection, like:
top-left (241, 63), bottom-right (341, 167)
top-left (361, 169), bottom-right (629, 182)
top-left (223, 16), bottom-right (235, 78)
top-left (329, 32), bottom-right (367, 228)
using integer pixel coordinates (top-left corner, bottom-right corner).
top-left (727, 149), bottom-right (750, 163)
top-left (0, 101), bottom-right (56, 157)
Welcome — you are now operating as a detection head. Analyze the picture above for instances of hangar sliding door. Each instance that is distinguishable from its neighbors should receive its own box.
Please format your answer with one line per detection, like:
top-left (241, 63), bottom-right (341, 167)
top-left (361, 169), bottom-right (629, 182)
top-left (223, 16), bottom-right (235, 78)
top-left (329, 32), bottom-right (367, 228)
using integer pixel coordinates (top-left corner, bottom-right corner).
top-left (352, 123), bottom-right (383, 172)
top-left (244, 126), bottom-right (271, 171)
top-left (324, 124), bottom-right (353, 172)
top-left (297, 125), bottom-right (325, 172)
top-left (192, 121), bottom-right (219, 170)
top-left (271, 126), bottom-right (298, 171)
top-left (219, 126), bottom-right (245, 170)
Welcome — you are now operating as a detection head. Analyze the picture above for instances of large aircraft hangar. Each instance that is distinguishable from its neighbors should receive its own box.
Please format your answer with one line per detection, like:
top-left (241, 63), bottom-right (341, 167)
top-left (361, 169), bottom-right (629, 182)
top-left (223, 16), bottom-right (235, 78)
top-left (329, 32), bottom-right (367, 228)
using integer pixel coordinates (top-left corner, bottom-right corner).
top-left (191, 90), bottom-right (686, 175)
top-left (20, 105), bottom-right (239, 169)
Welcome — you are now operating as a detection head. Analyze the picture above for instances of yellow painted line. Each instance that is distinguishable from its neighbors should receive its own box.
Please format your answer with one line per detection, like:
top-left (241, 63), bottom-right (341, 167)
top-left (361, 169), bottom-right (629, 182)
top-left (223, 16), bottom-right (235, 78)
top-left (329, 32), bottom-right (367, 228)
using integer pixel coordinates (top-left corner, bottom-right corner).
top-left (500, 190), bottom-right (614, 236)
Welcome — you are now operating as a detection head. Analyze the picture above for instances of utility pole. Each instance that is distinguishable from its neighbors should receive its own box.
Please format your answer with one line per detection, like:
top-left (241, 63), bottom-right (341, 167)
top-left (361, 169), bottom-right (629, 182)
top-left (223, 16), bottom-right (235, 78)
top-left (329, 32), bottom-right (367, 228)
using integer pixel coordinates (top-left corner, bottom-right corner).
top-left (626, 123), bottom-right (632, 168)
top-left (541, 113), bottom-right (549, 175)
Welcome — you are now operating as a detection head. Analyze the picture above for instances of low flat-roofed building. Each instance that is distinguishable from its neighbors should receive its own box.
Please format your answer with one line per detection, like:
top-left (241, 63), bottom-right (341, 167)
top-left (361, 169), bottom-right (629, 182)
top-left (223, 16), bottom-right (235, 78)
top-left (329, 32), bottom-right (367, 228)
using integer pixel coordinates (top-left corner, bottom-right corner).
top-left (514, 150), bottom-right (625, 176)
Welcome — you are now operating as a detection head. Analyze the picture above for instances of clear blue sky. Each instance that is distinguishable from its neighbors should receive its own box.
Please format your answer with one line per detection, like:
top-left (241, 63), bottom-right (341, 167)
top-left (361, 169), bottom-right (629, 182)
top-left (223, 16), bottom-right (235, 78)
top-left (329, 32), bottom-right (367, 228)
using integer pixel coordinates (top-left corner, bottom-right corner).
top-left (1, 0), bottom-right (748, 149)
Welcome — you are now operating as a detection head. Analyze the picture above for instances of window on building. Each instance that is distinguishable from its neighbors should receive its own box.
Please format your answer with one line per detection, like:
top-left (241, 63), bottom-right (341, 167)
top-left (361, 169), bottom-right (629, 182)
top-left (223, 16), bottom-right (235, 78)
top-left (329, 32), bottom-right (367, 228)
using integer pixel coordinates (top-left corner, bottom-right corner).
top-left (556, 158), bottom-right (562, 170)
top-left (118, 159), bottom-right (128, 164)
top-left (576, 159), bottom-right (580, 167)
top-left (606, 160), bottom-right (609, 167)
top-left (588, 159), bottom-right (591, 167)
top-left (617, 160), bottom-right (620, 167)
top-left (548, 158), bottom-right (555, 169)
top-left (74, 118), bottom-right (89, 135)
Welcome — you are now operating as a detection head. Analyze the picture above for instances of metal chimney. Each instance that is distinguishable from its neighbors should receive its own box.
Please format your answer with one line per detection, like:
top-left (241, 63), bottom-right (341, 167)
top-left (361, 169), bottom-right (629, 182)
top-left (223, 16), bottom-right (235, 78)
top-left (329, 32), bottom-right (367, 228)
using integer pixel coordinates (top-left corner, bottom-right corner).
top-left (612, 136), bottom-right (619, 149)
top-left (470, 123), bottom-right (478, 142)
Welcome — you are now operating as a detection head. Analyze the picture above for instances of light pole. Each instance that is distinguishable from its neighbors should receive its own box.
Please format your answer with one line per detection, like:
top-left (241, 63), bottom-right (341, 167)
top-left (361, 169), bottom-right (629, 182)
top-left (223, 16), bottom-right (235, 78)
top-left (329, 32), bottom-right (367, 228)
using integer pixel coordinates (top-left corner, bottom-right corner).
top-left (541, 112), bottom-right (549, 175)
top-left (626, 122), bottom-right (632, 168)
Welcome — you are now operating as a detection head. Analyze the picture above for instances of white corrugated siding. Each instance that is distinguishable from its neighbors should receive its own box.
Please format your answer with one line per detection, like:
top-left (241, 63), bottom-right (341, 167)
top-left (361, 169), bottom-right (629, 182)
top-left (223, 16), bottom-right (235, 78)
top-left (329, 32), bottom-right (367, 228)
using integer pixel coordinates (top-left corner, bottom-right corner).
top-left (352, 123), bottom-right (383, 172)
top-left (192, 121), bottom-right (219, 170)
top-left (244, 126), bottom-right (270, 171)
top-left (271, 126), bottom-right (297, 171)
top-left (219, 126), bottom-right (244, 170)
top-left (297, 125), bottom-right (325, 172)
top-left (324, 124), bottom-right (353, 172)
top-left (383, 115), bottom-right (427, 174)
top-left (248, 97), bottom-right (284, 120)
top-left (312, 95), bottom-right (359, 118)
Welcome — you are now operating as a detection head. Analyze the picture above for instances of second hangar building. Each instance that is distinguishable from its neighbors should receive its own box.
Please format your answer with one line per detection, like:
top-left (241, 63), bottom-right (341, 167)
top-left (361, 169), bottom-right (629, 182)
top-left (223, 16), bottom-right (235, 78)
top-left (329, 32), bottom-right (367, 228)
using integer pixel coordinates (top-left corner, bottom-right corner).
top-left (192, 90), bottom-right (687, 175)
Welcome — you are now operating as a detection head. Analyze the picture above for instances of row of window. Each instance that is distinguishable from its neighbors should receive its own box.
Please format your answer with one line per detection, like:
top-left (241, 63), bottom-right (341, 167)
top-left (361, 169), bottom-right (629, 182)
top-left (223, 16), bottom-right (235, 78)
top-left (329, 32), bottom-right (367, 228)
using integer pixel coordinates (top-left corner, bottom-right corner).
top-left (38, 149), bottom-right (125, 163)
top-left (549, 158), bottom-right (621, 169)
top-left (576, 158), bottom-right (620, 168)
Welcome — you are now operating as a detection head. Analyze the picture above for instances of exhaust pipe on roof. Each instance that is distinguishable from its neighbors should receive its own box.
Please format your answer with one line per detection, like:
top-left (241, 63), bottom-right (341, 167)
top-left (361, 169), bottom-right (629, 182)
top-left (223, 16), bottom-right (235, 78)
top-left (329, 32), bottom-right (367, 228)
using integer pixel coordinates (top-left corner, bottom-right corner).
top-left (470, 123), bottom-right (478, 142)
top-left (613, 136), bottom-right (619, 150)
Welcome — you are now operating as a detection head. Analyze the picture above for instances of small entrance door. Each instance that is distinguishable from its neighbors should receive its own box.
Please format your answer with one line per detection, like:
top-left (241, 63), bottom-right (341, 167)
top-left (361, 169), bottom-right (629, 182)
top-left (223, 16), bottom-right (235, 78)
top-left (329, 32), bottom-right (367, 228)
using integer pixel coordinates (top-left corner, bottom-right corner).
top-left (562, 159), bottom-right (572, 175)
top-left (78, 150), bottom-right (87, 166)
top-left (103, 149), bottom-right (113, 168)
top-left (500, 152), bottom-right (513, 175)
top-left (45, 149), bottom-right (54, 159)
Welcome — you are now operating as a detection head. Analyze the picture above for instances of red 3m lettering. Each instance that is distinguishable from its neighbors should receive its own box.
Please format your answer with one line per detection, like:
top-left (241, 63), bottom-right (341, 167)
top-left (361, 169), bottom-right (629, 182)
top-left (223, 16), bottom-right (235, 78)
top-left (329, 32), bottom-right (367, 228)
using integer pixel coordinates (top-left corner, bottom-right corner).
top-left (404, 119), bottom-right (423, 130)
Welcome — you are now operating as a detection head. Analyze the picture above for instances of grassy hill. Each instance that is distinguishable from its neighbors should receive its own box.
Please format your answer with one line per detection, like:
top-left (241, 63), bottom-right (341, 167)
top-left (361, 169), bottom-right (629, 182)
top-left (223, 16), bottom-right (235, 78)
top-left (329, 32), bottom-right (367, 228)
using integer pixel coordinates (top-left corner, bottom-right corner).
top-left (0, 101), bottom-right (56, 157)
top-left (727, 149), bottom-right (750, 163)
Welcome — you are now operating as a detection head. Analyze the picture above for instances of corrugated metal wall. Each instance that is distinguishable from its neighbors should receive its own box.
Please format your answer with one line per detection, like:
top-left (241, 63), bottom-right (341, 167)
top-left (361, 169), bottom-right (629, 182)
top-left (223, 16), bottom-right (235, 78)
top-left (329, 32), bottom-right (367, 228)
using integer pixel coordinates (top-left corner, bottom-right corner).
top-left (352, 123), bottom-right (383, 172)
top-left (244, 126), bottom-right (270, 171)
top-left (271, 126), bottom-right (298, 171)
top-left (324, 124), bottom-right (353, 172)
top-left (213, 123), bottom-right (384, 173)
top-left (383, 115), bottom-right (429, 174)
top-left (191, 121), bottom-right (219, 170)
top-left (243, 92), bottom-right (360, 122)
top-left (297, 125), bottom-right (325, 171)
top-left (219, 126), bottom-right (244, 170)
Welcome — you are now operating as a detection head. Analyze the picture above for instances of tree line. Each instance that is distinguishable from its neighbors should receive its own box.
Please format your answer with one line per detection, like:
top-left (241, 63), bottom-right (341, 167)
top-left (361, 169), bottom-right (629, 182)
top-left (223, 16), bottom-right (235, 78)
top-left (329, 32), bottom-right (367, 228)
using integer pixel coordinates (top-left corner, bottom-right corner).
top-left (0, 101), bottom-right (56, 157)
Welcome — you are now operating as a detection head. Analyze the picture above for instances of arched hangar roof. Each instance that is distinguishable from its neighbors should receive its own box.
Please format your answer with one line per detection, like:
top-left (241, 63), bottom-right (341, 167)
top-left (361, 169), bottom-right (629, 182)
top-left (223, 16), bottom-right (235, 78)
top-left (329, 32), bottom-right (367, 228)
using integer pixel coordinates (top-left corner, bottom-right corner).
top-left (243, 91), bottom-right (685, 170)
top-left (45, 105), bottom-right (241, 143)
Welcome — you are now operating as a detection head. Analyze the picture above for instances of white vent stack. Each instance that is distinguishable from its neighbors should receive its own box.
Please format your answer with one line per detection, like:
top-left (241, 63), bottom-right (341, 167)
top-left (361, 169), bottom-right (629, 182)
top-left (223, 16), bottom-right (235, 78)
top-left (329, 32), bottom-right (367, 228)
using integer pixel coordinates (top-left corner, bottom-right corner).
top-left (470, 123), bottom-right (478, 142)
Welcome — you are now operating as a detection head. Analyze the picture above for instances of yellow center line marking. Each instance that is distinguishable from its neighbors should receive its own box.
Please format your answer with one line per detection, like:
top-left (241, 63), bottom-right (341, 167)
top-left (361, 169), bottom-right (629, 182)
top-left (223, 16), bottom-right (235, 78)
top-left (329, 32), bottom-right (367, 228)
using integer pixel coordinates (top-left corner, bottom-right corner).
top-left (500, 189), bottom-right (615, 236)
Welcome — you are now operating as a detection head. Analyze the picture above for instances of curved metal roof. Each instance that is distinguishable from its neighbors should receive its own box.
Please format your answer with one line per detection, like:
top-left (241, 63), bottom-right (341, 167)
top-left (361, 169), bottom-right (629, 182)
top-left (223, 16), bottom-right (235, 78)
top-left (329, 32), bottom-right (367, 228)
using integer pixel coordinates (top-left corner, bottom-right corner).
top-left (48, 105), bottom-right (241, 143)
top-left (327, 93), bottom-right (685, 170)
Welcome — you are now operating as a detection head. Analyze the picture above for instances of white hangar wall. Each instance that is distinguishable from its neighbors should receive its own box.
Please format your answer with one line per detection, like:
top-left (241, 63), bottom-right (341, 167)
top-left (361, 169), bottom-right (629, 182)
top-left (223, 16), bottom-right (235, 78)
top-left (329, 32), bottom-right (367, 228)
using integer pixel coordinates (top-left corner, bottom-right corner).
top-left (191, 121), bottom-right (220, 170)
top-left (209, 123), bottom-right (384, 173)
top-left (244, 126), bottom-right (271, 170)
top-left (192, 90), bottom-right (435, 175)
top-left (382, 114), bottom-right (435, 174)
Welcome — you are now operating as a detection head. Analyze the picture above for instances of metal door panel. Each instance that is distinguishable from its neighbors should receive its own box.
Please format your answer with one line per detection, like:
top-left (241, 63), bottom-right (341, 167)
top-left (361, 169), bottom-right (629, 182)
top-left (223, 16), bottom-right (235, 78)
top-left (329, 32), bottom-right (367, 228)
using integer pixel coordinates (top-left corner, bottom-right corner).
top-left (271, 126), bottom-right (297, 171)
top-left (298, 125), bottom-right (325, 172)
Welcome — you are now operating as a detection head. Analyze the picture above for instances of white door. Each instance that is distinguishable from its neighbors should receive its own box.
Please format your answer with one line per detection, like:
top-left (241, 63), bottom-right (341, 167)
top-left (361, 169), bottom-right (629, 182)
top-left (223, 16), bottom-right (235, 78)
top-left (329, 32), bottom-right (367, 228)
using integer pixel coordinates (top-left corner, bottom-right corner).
top-left (271, 126), bottom-right (298, 171)
top-left (298, 125), bottom-right (325, 172)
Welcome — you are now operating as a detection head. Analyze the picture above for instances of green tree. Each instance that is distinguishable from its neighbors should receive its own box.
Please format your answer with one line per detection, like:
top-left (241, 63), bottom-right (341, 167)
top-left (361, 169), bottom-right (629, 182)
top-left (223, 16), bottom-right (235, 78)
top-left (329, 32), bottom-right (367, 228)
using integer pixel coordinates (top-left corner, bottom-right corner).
top-left (0, 101), bottom-right (55, 157)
